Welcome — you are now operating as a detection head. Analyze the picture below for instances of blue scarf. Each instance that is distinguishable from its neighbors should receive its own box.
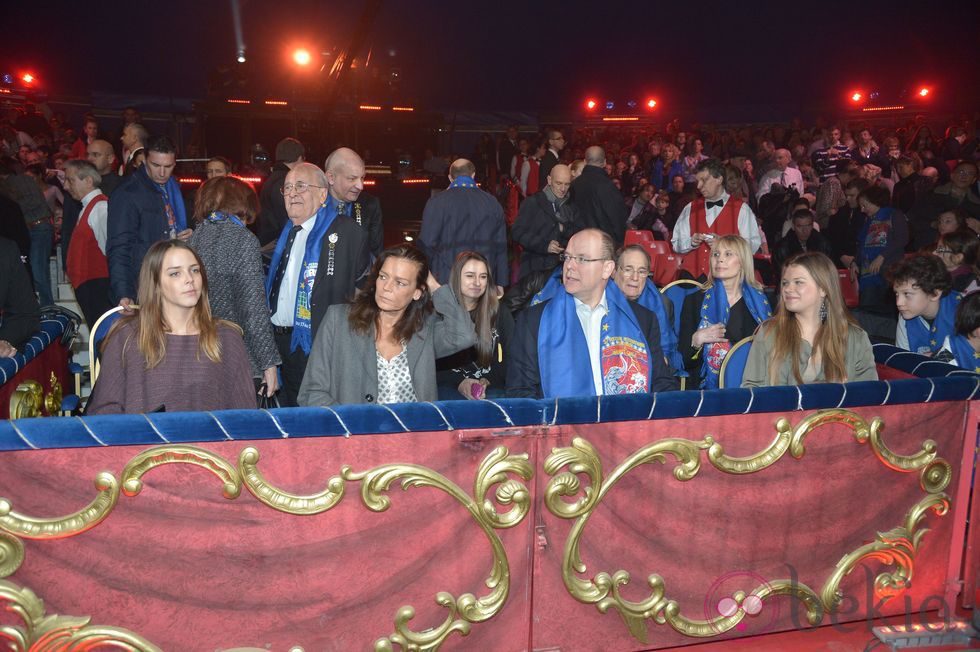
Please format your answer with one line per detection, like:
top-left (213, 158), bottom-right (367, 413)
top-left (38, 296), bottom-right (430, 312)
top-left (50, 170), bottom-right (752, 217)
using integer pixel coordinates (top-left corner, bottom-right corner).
top-left (265, 196), bottom-right (338, 354)
top-left (857, 207), bottom-right (895, 288)
top-left (530, 266), bottom-right (563, 306)
top-left (635, 282), bottom-right (686, 376)
top-left (905, 291), bottom-right (962, 355)
top-left (698, 280), bottom-right (771, 389)
top-left (449, 175), bottom-right (477, 189)
top-left (144, 168), bottom-right (187, 234)
top-left (206, 211), bottom-right (246, 229)
top-left (950, 334), bottom-right (980, 372)
top-left (538, 282), bottom-right (651, 398)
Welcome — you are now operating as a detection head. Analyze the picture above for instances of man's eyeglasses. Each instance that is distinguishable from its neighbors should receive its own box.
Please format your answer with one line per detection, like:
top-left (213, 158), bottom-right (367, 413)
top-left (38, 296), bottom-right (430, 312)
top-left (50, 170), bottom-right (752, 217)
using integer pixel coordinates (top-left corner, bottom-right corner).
top-left (560, 253), bottom-right (607, 265)
top-left (281, 181), bottom-right (325, 195)
top-left (618, 265), bottom-right (650, 277)
top-left (934, 247), bottom-right (952, 254)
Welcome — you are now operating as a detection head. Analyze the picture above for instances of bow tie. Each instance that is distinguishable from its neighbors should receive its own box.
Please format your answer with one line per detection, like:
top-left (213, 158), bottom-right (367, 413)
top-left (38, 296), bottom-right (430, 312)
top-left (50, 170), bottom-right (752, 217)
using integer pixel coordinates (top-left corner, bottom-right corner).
top-left (706, 200), bottom-right (724, 209)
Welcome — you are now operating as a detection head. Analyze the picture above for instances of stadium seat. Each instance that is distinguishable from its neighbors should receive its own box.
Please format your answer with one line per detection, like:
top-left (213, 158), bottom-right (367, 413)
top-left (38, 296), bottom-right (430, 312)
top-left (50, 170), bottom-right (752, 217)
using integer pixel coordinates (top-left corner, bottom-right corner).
top-left (89, 306), bottom-right (137, 384)
top-left (660, 279), bottom-right (701, 336)
top-left (719, 335), bottom-right (753, 388)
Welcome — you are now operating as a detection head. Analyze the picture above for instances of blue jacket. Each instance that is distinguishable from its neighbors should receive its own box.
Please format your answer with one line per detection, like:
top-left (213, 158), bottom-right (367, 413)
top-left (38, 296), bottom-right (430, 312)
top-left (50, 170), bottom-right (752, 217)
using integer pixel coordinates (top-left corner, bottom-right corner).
top-left (106, 168), bottom-right (171, 302)
top-left (650, 159), bottom-right (685, 192)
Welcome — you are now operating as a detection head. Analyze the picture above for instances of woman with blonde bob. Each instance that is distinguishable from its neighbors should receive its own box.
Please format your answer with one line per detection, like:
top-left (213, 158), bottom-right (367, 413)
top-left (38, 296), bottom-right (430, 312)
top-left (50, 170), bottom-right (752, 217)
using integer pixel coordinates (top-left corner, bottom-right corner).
top-left (742, 251), bottom-right (877, 387)
top-left (678, 234), bottom-right (771, 389)
top-left (87, 239), bottom-right (255, 413)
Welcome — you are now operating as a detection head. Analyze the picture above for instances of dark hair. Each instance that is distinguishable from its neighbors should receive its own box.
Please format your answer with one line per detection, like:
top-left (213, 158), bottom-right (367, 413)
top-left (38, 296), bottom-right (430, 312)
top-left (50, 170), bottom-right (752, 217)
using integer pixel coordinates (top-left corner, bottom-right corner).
top-left (857, 185), bottom-right (890, 209)
top-left (193, 176), bottom-right (259, 225)
top-left (941, 230), bottom-right (979, 264)
top-left (888, 254), bottom-right (952, 296)
top-left (617, 244), bottom-right (652, 268)
top-left (792, 209), bottom-right (814, 222)
top-left (694, 157), bottom-right (725, 180)
top-left (207, 156), bottom-right (232, 171)
top-left (146, 135), bottom-right (177, 156)
top-left (845, 178), bottom-right (871, 193)
top-left (448, 251), bottom-right (498, 368)
top-left (348, 245), bottom-right (433, 344)
top-left (954, 291), bottom-right (980, 336)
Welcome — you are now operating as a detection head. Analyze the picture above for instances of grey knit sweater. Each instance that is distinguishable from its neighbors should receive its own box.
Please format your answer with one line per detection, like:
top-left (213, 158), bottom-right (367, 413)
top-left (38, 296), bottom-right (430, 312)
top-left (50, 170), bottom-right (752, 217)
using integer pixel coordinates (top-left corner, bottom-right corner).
top-left (189, 218), bottom-right (280, 377)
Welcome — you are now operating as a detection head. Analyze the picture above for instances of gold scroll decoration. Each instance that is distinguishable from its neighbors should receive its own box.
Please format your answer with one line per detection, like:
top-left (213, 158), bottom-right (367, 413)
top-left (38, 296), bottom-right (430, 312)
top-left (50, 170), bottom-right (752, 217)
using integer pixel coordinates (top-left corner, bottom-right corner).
top-left (121, 445), bottom-right (242, 499)
top-left (0, 532), bottom-right (24, 579)
top-left (544, 409), bottom-right (952, 643)
top-left (241, 445), bottom-right (533, 651)
top-left (0, 578), bottom-right (161, 651)
top-left (8, 381), bottom-right (43, 420)
top-left (0, 473), bottom-right (119, 540)
top-left (43, 371), bottom-right (62, 417)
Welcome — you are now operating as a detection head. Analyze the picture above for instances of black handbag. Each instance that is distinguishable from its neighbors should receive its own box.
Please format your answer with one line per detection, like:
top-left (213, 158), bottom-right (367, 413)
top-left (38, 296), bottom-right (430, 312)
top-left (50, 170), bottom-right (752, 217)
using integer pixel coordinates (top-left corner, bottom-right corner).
top-left (257, 383), bottom-right (280, 410)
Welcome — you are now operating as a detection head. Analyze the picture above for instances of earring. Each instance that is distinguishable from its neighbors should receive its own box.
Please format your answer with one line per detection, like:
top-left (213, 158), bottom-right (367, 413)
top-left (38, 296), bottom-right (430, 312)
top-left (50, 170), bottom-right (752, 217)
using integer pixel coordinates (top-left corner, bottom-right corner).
top-left (819, 298), bottom-right (828, 323)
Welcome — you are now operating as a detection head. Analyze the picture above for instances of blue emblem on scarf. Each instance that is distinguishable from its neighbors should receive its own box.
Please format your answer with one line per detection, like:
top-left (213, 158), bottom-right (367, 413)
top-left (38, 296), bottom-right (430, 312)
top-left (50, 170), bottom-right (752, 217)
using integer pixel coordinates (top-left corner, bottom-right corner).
top-left (537, 282), bottom-right (651, 398)
top-left (206, 211), bottom-right (246, 229)
top-left (265, 196), bottom-right (338, 354)
top-left (697, 279), bottom-right (771, 389)
top-left (950, 334), bottom-right (980, 373)
top-left (449, 175), bottom-right (477, 189)
top-left (905, 291), bottom-right (962, 356)
top-left (635, 282), bottom-right (686, 376)
top-left (530, 266), bottom-right (563, 306)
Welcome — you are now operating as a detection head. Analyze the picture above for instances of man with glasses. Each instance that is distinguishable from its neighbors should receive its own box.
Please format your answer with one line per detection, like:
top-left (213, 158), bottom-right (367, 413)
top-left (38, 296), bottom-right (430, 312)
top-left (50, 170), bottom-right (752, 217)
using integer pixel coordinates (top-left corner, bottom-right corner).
top-left (266, 162), bottom-right (368, 405)
top-left (910, 161), bottom-right (980, 250)
top-left (507, 228), bottom-right (677, 398)
top-left (512, 163), bottom-right (581, 280)
top-left (538, 129), bottom-right (565, 189)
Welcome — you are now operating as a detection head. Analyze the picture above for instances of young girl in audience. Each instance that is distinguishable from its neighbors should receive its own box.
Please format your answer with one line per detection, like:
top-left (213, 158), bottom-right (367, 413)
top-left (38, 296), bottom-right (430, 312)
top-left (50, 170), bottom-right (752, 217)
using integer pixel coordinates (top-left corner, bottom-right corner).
top-left (679, 235), bottom-right (771, 389)
top-left (297, 245), bottom-right (476, 406)
top-left (742, 252), bottom-right (877, 387)
top-left (934, 230), bottom-right (980, 293)
top-left (936, 208), bottom-right (969, 237)
top-left (436, 251), bottom-right (515, 399)
top-left (87, 240), bottom-right (255, 413)
top-left (951, 291), bottom-right (980, 372)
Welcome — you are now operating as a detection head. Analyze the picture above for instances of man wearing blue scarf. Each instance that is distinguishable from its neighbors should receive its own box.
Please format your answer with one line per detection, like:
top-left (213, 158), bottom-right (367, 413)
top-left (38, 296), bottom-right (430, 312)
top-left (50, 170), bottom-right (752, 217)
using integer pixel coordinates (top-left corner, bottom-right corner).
top-left (507, 229), bottom-right (677, 398)
top-left (107, 135), bottom-right (190, 308)
top-left (892, 255), bottom-right (961, 359)
top-left (266, 163), bottom-right (368, 406)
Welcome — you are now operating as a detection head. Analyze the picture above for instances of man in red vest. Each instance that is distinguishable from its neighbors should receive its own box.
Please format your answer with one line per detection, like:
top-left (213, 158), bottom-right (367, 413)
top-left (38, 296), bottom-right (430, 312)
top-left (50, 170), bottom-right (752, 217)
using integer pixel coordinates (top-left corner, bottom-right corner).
top-left (63, 160), bottom-right (112, 329)
top-left (671, 158), bottom-right (762, 279)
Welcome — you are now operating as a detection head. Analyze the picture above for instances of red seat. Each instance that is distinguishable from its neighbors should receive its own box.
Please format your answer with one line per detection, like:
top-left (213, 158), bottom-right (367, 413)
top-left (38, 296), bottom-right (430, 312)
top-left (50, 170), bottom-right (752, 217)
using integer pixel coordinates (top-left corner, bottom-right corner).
top-left (838, 269), bottom-right (859, 308)
top-left (625, 230), bottom-right (671, 256)
top-left (651, 253), bottom-right (683, 286)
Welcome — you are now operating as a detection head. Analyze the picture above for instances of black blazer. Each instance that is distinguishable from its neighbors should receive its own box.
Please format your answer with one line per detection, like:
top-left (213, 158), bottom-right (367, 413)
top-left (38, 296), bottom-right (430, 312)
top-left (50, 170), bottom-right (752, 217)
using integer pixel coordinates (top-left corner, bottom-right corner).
top-left (506, 293), bottom-right (678, 398)
top-left (309, 215), bottom-right (370, 340)
top-left (350, 191), bottom-right (384, 258)
top-left (571, 166), bottom-right (628, 245)
top-left (538, 150), bottom-right (560, 189)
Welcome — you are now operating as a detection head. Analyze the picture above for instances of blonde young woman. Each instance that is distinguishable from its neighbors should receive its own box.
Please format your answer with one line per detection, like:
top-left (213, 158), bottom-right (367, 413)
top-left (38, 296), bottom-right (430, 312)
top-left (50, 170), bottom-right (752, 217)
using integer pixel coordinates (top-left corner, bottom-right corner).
top-left (742, 251), bottom-right (877, 387)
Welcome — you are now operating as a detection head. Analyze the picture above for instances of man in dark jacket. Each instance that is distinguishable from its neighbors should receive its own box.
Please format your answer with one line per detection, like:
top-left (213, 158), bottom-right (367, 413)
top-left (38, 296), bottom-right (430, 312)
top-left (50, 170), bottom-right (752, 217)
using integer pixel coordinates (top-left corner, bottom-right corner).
top-left (772, 210), bottom-right (835, 275)
top-left (0, 236), bottom-right (40, 356)
top-left (537, 129), bottom-right (564, 189)
top-left (325, 147), bottom-right (383, 258)
top-left (106, 135), bottom-right (190, 307)
top-left (258, 137), bottom-right (305, 246)
top-left (826, 179), bottom-right (869, 269)
top-left (418, 158), bottom-right (508, 285)
top-left (571, 146), bottom-right (628, 245)
top-left (511, 163), bottom-right (581, 279)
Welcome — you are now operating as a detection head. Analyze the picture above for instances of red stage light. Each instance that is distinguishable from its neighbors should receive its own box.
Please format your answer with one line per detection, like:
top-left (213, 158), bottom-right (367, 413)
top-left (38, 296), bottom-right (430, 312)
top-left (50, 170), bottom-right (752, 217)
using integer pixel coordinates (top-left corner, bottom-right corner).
top-left (293, 48), bottom-right (312, 66)
top-left (21, 73), bottom-right (35, 84)
top-left (585, 99), bottom-right (597, 111)
top-left (918, 87), bottom-right (930, 97)
top-left (850, 91), bottom-right (863, 103)
top-left (646, 98), bottom-right (657, 109)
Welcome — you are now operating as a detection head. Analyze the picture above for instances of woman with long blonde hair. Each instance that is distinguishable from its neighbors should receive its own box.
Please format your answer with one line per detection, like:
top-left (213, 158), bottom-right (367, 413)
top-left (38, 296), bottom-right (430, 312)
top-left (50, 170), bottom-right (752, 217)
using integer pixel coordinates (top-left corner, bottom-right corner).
top-left (87, 239), bottom-right (255, 413)
top-left (742, 251), bottom-right (877, 386)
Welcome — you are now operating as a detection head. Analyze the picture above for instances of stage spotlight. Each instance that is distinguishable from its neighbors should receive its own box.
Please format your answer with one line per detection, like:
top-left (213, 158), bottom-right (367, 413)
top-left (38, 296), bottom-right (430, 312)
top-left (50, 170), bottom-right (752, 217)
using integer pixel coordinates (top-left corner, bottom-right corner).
top-left (293, 48), bottom-right (312, 66)
top-left (850, 91), bottom-right (863, 103)
top-left (585, 99), bottom-right (597, 111)
top-left (646, 98), bottom-right (657, 109)
top-left (21, 73), bottom-right (35, 84)
top-left (605, 100), bottom-right (615, 110)
top-left (917, 86), bottom-right (930, 97)
top-left (237, 52), bottom-right (246, 63)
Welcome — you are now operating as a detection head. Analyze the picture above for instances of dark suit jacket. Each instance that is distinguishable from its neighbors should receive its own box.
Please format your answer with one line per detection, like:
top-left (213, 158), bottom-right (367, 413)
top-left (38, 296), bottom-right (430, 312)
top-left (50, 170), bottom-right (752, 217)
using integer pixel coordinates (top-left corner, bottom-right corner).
top-left (772, 230), bottom-right (835, 273)
top-left (571, 165), bottom-right (628, 245)
top-left (419, 186), bottom-right (508, 284)
top-left (0, 237), bottom-right (40, 348)
top-left (538, 150), bottom-right (560, 189)
top-left (349, 191), bottom-right (384, 258)
top-left (258, 163), bottom-right (290, 246)
top-left (511, 191), bottom-right (581, 279)
top-left (307, 215), bottom-right (370, 341)
top-left (506, 292), bottom-right (678, 398)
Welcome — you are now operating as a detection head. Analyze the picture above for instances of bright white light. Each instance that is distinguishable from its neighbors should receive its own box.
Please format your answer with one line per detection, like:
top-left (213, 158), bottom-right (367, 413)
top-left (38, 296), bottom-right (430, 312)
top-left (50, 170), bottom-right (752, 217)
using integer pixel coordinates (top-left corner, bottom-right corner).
top-left (237, 53), bottom-right (246, 63)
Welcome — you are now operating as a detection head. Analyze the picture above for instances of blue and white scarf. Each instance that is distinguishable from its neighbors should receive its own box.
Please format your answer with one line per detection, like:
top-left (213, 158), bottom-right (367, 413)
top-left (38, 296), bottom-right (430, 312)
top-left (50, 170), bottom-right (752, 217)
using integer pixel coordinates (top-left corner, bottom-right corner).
top-left (635, 282), bottom-right (685, 377)
top-left (449, 175), bottom-right (478, 189)
top-left (530, 266), bottom-right (563, 306)
top-left (538, 282), bottom-right (651, 398)
top-left (265, 196), bottom-right (338, 354)
top-left (905, 291), bottom-right (962, 356)
top-left (698, 280), bottom-right (771, 389)
top-left (950, 334), bottom-right (980, 373)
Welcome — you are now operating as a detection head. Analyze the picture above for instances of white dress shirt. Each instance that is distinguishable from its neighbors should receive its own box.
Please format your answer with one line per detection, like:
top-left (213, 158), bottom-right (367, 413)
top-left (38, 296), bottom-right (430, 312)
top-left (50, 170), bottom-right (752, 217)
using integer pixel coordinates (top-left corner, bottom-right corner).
top-left (671, 191), bottom-right (762, 254)
top-left (272, 214), bottom-right (317, 327)
top-left (756, 166), bottom-right (805, 199)
top-left (573, 289), bottom-right (609, 395)
top-left (80, 188), bottom-right (108, 255)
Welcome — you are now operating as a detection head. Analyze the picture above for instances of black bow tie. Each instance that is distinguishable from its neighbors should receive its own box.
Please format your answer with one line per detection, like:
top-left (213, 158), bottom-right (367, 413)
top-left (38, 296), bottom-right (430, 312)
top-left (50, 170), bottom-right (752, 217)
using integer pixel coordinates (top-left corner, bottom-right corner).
top-left (706, 200), bottom-right (724, 209)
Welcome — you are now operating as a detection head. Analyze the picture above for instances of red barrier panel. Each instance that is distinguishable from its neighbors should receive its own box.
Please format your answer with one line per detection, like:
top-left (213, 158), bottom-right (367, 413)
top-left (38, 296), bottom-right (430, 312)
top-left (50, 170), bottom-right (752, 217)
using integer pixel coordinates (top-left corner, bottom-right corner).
top-left (0, 403), bottom-right (976, 650)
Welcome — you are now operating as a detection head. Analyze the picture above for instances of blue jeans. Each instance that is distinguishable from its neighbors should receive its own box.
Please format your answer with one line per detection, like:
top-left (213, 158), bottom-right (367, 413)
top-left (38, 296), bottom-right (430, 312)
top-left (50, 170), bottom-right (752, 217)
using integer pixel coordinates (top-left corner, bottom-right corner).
top-left (29, 221), bottom-right (54, 306)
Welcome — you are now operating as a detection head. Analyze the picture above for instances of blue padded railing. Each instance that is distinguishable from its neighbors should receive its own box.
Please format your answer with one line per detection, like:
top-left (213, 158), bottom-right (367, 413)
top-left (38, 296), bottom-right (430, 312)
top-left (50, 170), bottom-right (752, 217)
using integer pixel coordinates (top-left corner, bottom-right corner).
top-left (1, 342), bottom-right (977, 451)
top-left (0, 315), bottom-right (71, 387)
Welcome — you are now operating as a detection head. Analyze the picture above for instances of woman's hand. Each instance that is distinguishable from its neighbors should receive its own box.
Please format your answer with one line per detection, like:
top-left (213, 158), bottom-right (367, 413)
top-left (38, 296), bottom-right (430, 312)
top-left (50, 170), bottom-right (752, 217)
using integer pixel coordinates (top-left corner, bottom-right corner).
top-left (261, 366), bottom-right (279, 397)
top-left (868, 255), bottom-right (885, 275)
top-left (426, 271), bottom-right (441, 294)
top-left (458, 377), bottom-right (488, 400)
top-left (692, 323), bottom-right (727, 348)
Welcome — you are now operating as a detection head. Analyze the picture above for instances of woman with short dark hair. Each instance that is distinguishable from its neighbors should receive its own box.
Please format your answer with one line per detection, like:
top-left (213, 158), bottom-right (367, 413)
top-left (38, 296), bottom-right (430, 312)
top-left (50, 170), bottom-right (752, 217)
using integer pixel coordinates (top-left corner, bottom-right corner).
top-left (298, 245), bottom-right (476, 405)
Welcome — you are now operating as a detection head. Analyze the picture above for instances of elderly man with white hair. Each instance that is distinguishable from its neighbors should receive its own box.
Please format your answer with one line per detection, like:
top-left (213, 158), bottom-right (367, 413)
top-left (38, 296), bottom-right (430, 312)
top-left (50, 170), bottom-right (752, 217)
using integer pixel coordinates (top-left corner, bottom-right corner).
top-left (756, 148), bottom-right (804, 199)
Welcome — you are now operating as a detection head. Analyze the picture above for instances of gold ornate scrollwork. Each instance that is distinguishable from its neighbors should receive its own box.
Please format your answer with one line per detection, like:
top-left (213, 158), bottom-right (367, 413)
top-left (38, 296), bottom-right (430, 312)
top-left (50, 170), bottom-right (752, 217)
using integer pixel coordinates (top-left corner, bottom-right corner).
top-left (238, 446), bottom-right (345, 515)
top-left (0, 578), bottom-right (161, 651)
top-left (44, 370), bottom-right (62, 416)
top-left (0, 472), bottom-right (119, 540)
top-left (121, 445), bottom-right (241, 499)
top-left (337, 446), bottom-right (532, 651)
top-left (545, 410), bottom-right (951, 643)
top-left (0, 532), bottom-right (24, 578)
top-left (8, 380), bottom-right (42, 419)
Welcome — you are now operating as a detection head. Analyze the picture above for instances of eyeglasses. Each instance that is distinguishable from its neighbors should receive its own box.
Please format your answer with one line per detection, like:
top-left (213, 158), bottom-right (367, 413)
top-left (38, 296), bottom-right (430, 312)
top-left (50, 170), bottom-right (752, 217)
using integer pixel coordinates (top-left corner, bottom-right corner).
top-left (618, 265), bottom-right (650, 277)
top-left (560, 253), bottom-right (607, 265)
top-left (550, 136), bottom-right (565, 142)
top-left (934, 247), bottom-right (952, 254)
top-left (280, 181), bottom-right (325, 195)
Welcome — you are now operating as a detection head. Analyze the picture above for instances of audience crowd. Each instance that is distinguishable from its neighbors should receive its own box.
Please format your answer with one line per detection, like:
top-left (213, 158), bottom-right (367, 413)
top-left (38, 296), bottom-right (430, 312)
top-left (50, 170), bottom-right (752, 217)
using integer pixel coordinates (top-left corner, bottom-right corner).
top-left (2, 101), bottom-right (979, 413)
